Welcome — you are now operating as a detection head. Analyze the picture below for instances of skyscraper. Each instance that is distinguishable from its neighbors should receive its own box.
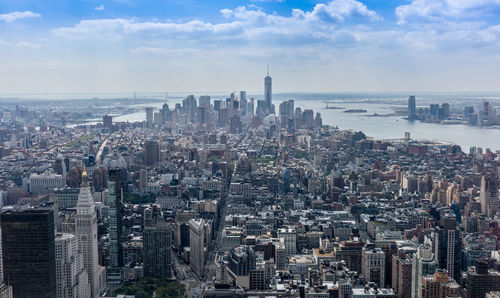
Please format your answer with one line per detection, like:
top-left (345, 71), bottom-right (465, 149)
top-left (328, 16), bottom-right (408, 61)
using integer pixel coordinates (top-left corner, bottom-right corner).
top-left (248, 97), bottom-right (255, 116)
top-left (434, 213), bottom-right (462, 283)
top-left (55, 233), bottom-right (90, 298)
top-left (279, 100), bottom-right (294, 129)
top-left (240, 91), bottom-right (247, 116)
top-left (411, 239), bottom-right (438, 298)
top-left (0, 225), bottom-right (12, 298)
top-left (76, 169), bottom-right (100, 297)
top-left (421, 269), bottom-right (460, 298)
top-left (189, 218), bottom-right (206, 277)
top-left (103, 114), bottom-right (112, 130)
top-left (1, 209), bottom-right (56, 297)
top-left (144, 140), bottom-right (160, 165)
top-left (362, 247), bottom-right (385, 287)
top-left (161, 103), bottom-right (170, 122)
top-left (278, 227), bottom-right (297, 256)
top-left (264, 66), bottom-right (272, 115)
top-left (480, 173), bottom-right (499, 217)
top-left (199, 95), bottom-right (211, 110)
top-left (392, 250), bottom-right (413, 298)
top-left (143, 222), bottom-right (173, 278)
top-left (146, 107), bottom-right (154, 128)
top-left (462, 259), bottom-right (500, 298)
top-left (107, 168), bottom-right (124, 283)
top-left (183, 95), bottom-right (197, 121)
top-left (408, 96), bottom-right (416, 120)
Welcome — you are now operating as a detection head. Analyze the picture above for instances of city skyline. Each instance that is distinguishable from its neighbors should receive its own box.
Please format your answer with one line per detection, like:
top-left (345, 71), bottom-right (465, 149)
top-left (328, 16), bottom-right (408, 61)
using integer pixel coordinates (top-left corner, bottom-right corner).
top-left (2, 71), bottom-right (500, 297)
top-left (2, 1), bottom-right (500, 297)
top-left (1, 0), bottom-right (500, 93)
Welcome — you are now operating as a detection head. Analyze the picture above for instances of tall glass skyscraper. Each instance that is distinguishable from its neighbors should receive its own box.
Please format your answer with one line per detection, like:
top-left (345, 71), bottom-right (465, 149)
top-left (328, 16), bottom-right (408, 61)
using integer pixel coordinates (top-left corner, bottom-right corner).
top-left (1, 209), bottom-right (56, 297)
top-left (265, 66), bottom-right (272, 115)
top-left (107, 169), bottom-right (124, 283)
top-left (408, 95), bottom-right (416, 120)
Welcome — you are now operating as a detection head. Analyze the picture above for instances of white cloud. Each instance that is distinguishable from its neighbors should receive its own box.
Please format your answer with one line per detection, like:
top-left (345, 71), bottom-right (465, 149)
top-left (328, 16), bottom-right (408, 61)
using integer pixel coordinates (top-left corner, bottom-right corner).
top-left (0, 11), bottom-right (41, 22)
top-left (0, 39), bottom-right (40, 48)
top-left (132, 47), bottom-right (200, 55)
top-left (53, 18), bottom-right (244, 40)
top-left (95, 5), bottom-right (105, 11)
top-left (54, 0), bottom-right (380, 41)
top-left (396, 0), bottom-right (500, 24)
top-left (298, 0), bottom-right (382, 22)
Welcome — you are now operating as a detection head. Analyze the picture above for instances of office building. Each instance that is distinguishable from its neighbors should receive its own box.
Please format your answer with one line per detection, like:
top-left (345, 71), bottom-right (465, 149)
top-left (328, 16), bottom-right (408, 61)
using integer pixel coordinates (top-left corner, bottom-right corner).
top-left (412, 239), bottom-right (438, 298)
top-left (362, 247), bottom-right (385, 287)
top-left (144, 140), bottom-right (160, 165)
top-left (213, 99), bottom-right (221, 112)
top-left (52, 187), bottom-right (80, 208)
top-left (197, 106), bottom-right (207, 124)
top-left (278, 227), bottom-right (297, 256)
top-left (441, 103), bottom-right (450, 120)
top-left (76, 169), bottom-right (101, 297)
top-left (430, 104), bottom-right (440, 118)
top-left (248, 97), bottom-right (255, 116)
top-left (183, 95), bottom-right (197, 121)
top-left (146, 107), bottom-right (154, 128)
top-left (480, 173), bottom-right (499, 217)
top-left (275, 243), bottom-right (287, 270)
top-left (29, 172), bottom-right (66, 195)
top-left (228, 245), bottom-right (256, 276)
top-left (0, 225), bottom-right (12, 298)
top-left (103, 114), bottom-right (112, 130)
top-left (189, 218), bottom-right (206, 277)
top-left (240, 91), bottom-right (247, 116)
top-left (199, 95), bottom-right (211, 110)
top-left (256, 100), bottom-right (267, 119)
top-left (1, 209), bottom-right (57, 297)
top-left (337, 240), bottom-right (364, 274)
top-left (264, 66), bottom-right (272, 114)
top-left (420, 269), bottom-right (460, 298)
top-left (219, 107), bottom-right (230, 126)
top-left (303, 109), bottom-right (315, 128)
top-left (143, 222), bottom-right (173, 278)
top-left (408, 96), bottom-right (416, 120)
top-left (434, 213), bottom-right (462, 283)
top-left (230, 115), bottom-right (242, 134)
top-left (375, 240), bottom-right (396, 287)
top-left (392, 250), bottom-right (413, 298)
top-left (279, 100), bottom-right (294, 128)
top-left (161, 103), bottom-right (170, 122)
top-left (107, 168), bottom-right (123, 283)
top-left (55, 233), bottom-right (90, 298)
top-left (249, 268), bottom-right (266, 290)
top-left (462, 259), bottom-right (500, 298)
top-left (139, 169), bottom-right (147, 190)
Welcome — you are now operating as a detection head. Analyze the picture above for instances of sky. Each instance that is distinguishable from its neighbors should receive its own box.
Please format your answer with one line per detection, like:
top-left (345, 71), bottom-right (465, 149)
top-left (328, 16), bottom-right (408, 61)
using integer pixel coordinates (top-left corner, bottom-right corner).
top-left (1, 0), bottom-right (500, 94)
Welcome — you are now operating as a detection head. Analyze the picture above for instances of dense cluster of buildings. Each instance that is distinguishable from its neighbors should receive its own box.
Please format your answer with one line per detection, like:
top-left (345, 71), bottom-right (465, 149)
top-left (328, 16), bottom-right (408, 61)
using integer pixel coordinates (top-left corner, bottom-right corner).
top-left (408, 95), bottom-right (500, 126)
top-left (0, 73), bottom-right (500, 298)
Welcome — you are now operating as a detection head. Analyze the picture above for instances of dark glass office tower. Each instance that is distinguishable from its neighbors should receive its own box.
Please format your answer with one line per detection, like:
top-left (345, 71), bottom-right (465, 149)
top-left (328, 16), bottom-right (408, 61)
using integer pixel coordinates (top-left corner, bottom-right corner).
top-left (143, 222), bottom-right (173, 278)
top-left (435, 213), bottom-right (462, 283)
top-left (1, 209), bottom-right (56, 298)
top-left (408, 95), bottom-right (416, 120)
top-left (107, 168), bottom-right (124, 283)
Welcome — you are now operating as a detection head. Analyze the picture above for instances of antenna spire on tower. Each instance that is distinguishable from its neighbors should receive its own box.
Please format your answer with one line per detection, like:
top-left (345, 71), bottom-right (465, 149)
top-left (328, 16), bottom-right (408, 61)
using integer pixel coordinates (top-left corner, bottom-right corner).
top-left (267, 64), bottom-right (269, 76)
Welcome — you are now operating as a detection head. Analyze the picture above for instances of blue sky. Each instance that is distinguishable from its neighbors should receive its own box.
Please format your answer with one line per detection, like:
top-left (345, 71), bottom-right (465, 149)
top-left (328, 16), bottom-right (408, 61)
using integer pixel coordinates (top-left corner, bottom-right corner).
top-left (1, 0), bottom-right (500, 94)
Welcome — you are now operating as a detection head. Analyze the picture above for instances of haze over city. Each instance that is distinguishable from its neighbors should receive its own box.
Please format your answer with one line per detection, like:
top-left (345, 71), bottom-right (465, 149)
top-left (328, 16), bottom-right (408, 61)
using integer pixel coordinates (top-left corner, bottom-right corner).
top-left (1, 0), bottom-right (500, 93)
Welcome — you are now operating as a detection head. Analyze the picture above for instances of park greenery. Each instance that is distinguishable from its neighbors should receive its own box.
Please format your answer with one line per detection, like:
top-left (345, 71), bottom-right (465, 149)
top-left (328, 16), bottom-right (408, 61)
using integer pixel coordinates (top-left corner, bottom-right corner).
top-left (114, 278), bottom-right (185, 298)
